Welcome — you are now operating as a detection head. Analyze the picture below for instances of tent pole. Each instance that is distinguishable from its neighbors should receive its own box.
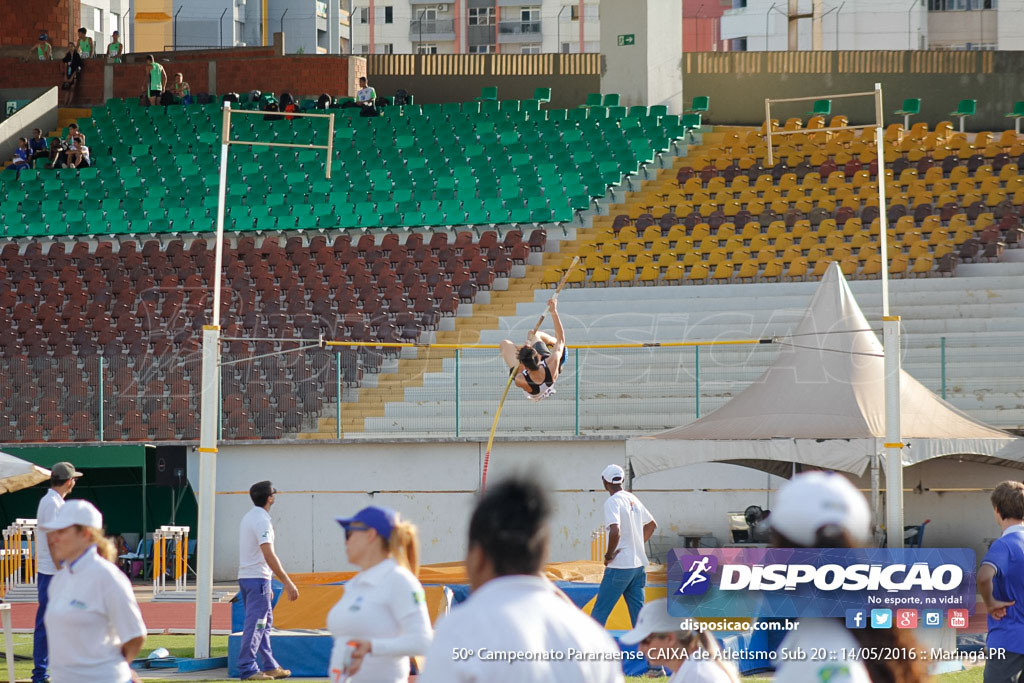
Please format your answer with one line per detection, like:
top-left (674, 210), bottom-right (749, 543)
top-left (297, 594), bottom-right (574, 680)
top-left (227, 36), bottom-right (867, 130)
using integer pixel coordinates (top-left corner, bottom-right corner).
top-left (870, 450), bottom-right (880, 538)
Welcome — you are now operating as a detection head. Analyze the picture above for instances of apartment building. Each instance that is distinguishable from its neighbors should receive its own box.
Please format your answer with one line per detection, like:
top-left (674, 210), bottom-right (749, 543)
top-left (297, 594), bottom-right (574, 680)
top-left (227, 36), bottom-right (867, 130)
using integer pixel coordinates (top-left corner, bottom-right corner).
top-left (349, 0), bottom-right (599, 54)
top-left (721, 0), bottom-right (1023, 51)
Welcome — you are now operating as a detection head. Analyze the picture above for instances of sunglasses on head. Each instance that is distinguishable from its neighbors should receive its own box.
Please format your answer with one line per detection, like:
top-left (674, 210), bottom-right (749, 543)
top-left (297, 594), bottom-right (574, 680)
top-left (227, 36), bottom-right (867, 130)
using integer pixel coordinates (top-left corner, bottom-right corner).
top-left (345, 524), bottom-right (370, 540)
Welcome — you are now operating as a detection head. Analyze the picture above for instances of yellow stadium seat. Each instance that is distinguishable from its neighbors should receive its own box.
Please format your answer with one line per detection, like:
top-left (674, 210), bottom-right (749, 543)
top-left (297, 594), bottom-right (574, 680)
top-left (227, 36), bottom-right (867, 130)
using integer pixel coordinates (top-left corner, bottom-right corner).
top-left (682, 251), bottom-right (703, 266)
top-left (889, 255), bottom-right (909, 276)
top-left (831, 244), bottom-right (853, 261)
top-left (691, 224), bottom-right (710, 240)
top-left (716, 223), bottom-right (736, 240)
top-left (614, 265), bottom-right (637, 285)
top-left (928, 228), bottom-right (950, 246)
top-left (786, 258), bottom-right (808, 280)
top-left (910, 255), bottom-right (934, 276)
top-left (566, 268), bottom-right (587, 286)
top-left (638, 266), bottom-right (660, 284)
top-left (618, 226), bottom-right (638, 242)
top-left (792, 221), bottom-right (813, 238)
top-left (634, 253), bottom-right (654, 268)
top-left (933, 243), bottom-right (954, 258)
top-left (656, 252), bottom-right (678, 268)
top-left (812, 259), bottom-right (832, 278)
top-left (774, 234), bottom-right (794, 250)
top-left (769, 200), bottom-right (789, 214)
top-left (808, 246), bottom-right (827, 262)
top-left (749, 235), bottom-right (770, 252)
top-left (823, 233), bottom-right (846, 250)
top-left (711, 262), bottom-right (734, 282)
top-left (687, 263), bottom-right (709, 282)
top-left (584, 254), bottom-right (604, 270)
top-left (624, 241), bottom-right (644, 258)
top-left (590, 266), bottom-right (611, 286)
top-left (664, 264), bottom-right (684, 283)
top-left (607, 253), bottom-right (628, 269)
top-left (907, 242), bottom-right (931, 259)
top-left (861, 254), bottom-right (882, 277)
top-left (840, 258), bottom-right (859, 276)
top-left (762, 259), bottom-right (784, 279)
top-left (735, 259), bottom-right (759, 281)
top-left (667, 225), bottom-right (687, 242)
top-left (542, 268), bottom-right (562, 286)
top-left (707, 248), bottom-right (729, 264)
top-left (642, 226), bottom-right (662, 243)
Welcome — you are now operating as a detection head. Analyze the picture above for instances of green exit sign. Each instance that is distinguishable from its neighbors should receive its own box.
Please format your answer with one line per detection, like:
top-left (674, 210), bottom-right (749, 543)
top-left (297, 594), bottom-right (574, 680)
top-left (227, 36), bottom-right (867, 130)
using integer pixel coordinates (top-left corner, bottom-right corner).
top-left (617, 34), bottom-right (635, 46)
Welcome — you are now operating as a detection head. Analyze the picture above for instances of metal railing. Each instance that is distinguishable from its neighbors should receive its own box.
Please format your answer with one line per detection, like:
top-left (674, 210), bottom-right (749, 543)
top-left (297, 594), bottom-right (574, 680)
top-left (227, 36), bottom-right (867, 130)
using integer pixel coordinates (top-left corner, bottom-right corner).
top-left (498, 21), bottom-right (543, 36)
top-left (409, 19), bottom-right (457, 37)
top-left (0, 333), bottom-right (1022, 442)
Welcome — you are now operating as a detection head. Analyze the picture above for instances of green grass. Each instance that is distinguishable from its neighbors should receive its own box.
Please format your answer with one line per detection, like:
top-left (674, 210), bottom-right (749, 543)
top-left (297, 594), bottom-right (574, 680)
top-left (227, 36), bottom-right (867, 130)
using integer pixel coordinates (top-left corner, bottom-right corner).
top-left (6, 634), bottom-right (985, 682)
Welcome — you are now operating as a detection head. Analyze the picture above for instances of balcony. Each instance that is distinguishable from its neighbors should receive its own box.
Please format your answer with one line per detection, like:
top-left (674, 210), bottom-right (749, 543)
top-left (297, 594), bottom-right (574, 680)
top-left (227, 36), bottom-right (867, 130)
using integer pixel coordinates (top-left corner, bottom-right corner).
top-left (409, 19), bottom-right (456, 41)
top-left (497, 20), bottom-right (542, 43)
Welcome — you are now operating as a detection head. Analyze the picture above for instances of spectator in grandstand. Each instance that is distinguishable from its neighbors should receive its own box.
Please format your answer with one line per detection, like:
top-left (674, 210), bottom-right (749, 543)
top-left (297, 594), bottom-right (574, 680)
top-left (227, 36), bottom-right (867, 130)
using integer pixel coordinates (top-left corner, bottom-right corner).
top-left (342, 76), bottom-right (379, 116)
top-left (41, 500), bottom-right (147, 683)
top-left (46, 138), bottom-right (67, 169)
top-left (237, 480), bottom-right (299, 681)
top-left (420, 475), bottom-right (624, 683)
top-left (979, 480), bottom-right (1024, 683)
top-left (769, 471), bottom-right (929, 683)
top-left (33, 461), bottom-right (83, 683)
top-left (31, 33), bottom-right (53, 61)
top-left (328, 506), bottom-right (432, 682)
top-left (106, 31), bottom-right (124, 64)
top-left (28, 128), bottom-right (49, 164)
top-left (144, 54), bottom-right (167, 106)
top-left (500, 297), bottom-right (567, 402)
top-left (65, 136), bottom-right (90, 168)
top-left (60, 43), bottom-right (84, 106)
top-left (590, 463), bottom-right (656, 629)
top-left (76, 27), bottom-right (94, 59)
top-left (6, 138), bottom-right (31, 174)
top-left (170, 73), bottom-right (192, 104)
top-left (64, 122), bottom-right (85, 148)
top-left (620, 598), bottom-right (740, 683)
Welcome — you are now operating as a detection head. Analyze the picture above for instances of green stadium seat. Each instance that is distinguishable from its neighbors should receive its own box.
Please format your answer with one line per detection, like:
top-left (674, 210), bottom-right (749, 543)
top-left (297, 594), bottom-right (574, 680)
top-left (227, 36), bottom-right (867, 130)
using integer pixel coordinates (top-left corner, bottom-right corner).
top-left (950, 98), bottom-right (976, 133)
top-left (476, 86), bottom-right (498, 102)
top-left (895, 98), bottom-right (922, 129)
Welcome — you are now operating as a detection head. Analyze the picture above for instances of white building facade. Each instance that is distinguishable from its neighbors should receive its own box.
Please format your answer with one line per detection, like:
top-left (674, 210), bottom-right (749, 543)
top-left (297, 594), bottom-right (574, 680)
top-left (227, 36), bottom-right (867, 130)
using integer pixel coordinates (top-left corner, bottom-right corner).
top-left (349, 0), bottom-right (599, 54)
top-left (79, 0), bottom-right (132, 54)
top-left (721, 0), bottom-right (1024, 51)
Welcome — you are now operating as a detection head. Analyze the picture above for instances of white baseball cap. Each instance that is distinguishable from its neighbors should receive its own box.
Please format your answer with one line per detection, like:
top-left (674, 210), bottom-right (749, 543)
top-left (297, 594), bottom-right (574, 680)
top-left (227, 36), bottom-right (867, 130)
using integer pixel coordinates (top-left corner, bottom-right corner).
top-left (770, 471), bottom-right (871, 547)
top-left (619, 598), bottom-right (691, 645)
top-left (38, 499), bottom-right (103, 531)
top-left (602, 464), bottom-right (625, 484)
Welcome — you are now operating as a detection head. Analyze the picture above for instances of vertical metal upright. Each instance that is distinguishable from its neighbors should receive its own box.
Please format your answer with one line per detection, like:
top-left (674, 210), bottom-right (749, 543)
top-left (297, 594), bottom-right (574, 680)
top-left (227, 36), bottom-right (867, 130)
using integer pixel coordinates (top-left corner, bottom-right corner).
top-left (694, 345), bottom-right (701, 418)
top-left (454, 350), bottom-right (461, 437)
top-left (98, 356), bottom-right (105, 442)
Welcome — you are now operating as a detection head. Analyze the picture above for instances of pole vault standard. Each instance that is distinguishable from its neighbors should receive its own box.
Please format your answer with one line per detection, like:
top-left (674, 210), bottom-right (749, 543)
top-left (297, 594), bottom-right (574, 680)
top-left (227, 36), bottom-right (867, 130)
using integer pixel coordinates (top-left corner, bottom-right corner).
top-left (763, 83), bottom-right (902, 548)
top-left (195, 102), bottom-right (335, 659)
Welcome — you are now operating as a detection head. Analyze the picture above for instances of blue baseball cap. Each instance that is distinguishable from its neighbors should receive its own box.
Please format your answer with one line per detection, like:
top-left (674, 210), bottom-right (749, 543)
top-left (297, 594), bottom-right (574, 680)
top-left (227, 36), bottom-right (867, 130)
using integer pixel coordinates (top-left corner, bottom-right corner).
top-left (336, 506), bottom-right (397, 540)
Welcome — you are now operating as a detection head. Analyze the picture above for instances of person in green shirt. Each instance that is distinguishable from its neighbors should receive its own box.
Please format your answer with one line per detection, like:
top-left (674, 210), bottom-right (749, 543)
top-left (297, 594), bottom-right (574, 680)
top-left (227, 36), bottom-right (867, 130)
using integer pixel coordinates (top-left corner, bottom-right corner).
top-left (76, 27), bottom-right (94, 59)
top-left (144, 54), bottom-right (167, 106)
top-left (107, 31), bottom-right (123, 63)
top-left (31, 33), bottom-right (52, 61)
top-left (171, 73), bottom-right (191, 104)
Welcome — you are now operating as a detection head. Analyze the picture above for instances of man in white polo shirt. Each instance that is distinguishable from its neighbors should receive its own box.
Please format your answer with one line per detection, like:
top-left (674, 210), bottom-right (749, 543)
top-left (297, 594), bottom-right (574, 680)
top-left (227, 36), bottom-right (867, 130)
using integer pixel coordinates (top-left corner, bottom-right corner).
top-left (237, 480), bottom-right (299, 681)
top-left (33, 461), bottom-right (82, 683)
top-left (591, 464), bottom-right (656, 629)
top-left (420, 475), bottom-right (623, 683)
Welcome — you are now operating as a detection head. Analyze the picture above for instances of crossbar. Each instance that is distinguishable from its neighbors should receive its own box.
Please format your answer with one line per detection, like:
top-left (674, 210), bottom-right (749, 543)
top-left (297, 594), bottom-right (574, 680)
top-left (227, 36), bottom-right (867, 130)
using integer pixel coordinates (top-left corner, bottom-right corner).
top-left (232, 140), bottom-right (331, 151)
top-left (223, 108), bottom-right (336, 120)
top-left (770, 124), bottom-right (879, 136)
top-left (766, 91), bottom-right (877, 104)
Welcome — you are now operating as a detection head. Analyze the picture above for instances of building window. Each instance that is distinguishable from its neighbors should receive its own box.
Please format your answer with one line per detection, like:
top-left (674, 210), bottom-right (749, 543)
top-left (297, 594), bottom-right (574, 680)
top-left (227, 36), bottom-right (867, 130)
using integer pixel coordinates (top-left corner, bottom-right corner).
top-left (417, 7), bottom-right (437, 21)
top-left (316, 1), bottom-right (328, 18)
top-left (561, 42), bottom-right (570, 52)
top-left (416, 43), bottom-right (438, 54)
top-left (521, 44), bottom-right (541, 53)
top-left (570, 5), bottom-right (579, 20)
top-left (928, 0), bottom-right (995, 8)
top-left (376, 42), bottom-right (394, 53)
top-left (521, 7), bottom-right (539, 21)
top-left (359, 43), bottom-right (369, 53)
top-left (468, 7), bottom-right (494, 25)
top-left (469, 44), bottom-right (493, 53)
top-left (357, 7), bottom-right (369, 23)
top-left (384, 6), bottom-right (393, 23)
top-left (93, 8), bottom-right (103, 32)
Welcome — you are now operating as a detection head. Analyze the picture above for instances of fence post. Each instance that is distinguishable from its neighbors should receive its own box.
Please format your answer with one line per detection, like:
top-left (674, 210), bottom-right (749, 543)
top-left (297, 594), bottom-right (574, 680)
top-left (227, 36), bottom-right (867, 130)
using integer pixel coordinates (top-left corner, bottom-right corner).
top-left (940, 336), bottom-right (946, 400)
top-left (98, 356), bottom-right (104, 442)
top-left (574, 347), bottom-right (580, 436)
top-left (336, 353), bottom-right (342, 439)
top-left (695, 345), bottom-right (701, 418)
top-left (217, 368), bottom-right (223, 440)
top-left (455, 349), bottom-right (460, 438)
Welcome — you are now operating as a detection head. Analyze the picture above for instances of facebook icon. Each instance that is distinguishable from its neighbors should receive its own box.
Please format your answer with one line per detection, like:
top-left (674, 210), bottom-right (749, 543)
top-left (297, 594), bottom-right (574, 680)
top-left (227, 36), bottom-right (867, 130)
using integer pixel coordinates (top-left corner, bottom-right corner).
top-left (845, 609), bottom-right (867, 629)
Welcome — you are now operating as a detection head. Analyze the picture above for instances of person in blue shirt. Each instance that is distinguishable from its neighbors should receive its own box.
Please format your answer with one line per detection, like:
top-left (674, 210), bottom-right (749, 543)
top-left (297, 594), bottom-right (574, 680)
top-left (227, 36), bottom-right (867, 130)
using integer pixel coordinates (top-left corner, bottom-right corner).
top-left (28, 129), bottom-right (49, 165)
top-left (979, 480), bottom-right (1024, 683)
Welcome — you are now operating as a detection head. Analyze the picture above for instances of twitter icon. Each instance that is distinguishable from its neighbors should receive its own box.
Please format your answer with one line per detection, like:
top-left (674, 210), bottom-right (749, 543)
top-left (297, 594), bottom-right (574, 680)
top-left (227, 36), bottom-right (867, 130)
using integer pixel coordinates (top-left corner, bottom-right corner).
top-left (871, 609), bottom-right (893, 629)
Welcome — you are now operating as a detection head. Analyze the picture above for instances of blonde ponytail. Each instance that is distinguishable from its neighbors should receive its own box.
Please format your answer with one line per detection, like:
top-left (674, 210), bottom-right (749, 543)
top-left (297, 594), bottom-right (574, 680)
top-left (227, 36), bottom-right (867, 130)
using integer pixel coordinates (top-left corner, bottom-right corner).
top-left (387, 519), bottom-right (420, 577)
top-left (83, 526), bottom-right (118, 563)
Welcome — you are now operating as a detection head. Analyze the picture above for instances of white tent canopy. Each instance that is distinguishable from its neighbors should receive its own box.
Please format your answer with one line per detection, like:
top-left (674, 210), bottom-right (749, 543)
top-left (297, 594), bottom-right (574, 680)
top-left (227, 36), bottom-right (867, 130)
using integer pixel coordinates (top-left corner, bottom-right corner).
top-left (626, 263), bottom-right (1019, 478)
top-left (0, 451), bottom-right (50, 494)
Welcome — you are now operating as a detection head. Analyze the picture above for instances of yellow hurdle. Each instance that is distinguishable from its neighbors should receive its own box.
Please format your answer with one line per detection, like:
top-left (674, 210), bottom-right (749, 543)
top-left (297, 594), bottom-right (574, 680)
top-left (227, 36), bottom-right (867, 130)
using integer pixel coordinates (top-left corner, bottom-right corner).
top-left (153, 526), bottom-right (191, 598)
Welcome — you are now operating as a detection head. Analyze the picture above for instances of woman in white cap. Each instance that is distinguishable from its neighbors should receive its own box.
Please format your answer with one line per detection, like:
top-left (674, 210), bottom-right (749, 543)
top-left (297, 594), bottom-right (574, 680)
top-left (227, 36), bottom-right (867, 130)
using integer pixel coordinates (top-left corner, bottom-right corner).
top-left (40, 499), bottom-right (147, 683)
top-left (769, 471), bottom-right (929, 683)
top-left (620, 598), bottom-right (739, 682)
top-left (327, 506), bottom-right (432, 682)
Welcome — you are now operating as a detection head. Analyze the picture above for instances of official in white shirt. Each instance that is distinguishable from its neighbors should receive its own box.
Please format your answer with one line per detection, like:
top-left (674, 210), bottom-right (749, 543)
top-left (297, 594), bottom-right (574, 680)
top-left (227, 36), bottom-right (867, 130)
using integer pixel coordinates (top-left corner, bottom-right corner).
top-left (33, 461), bottom-right (82, 683)
top-left (769, 472), bottom-right (929, 683)
top-left (620, 598), bottom-right (739, 683)
top-left (40, 499), bottom-right (146, 683)
top-left (591, 464), bottom-right (656, 628)
top-left (420, 475), bottom-right (624, 683)
top-left (328, 506), bottom-right (432, 682)
top-left (237, 481), bottom-right (300, 681)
